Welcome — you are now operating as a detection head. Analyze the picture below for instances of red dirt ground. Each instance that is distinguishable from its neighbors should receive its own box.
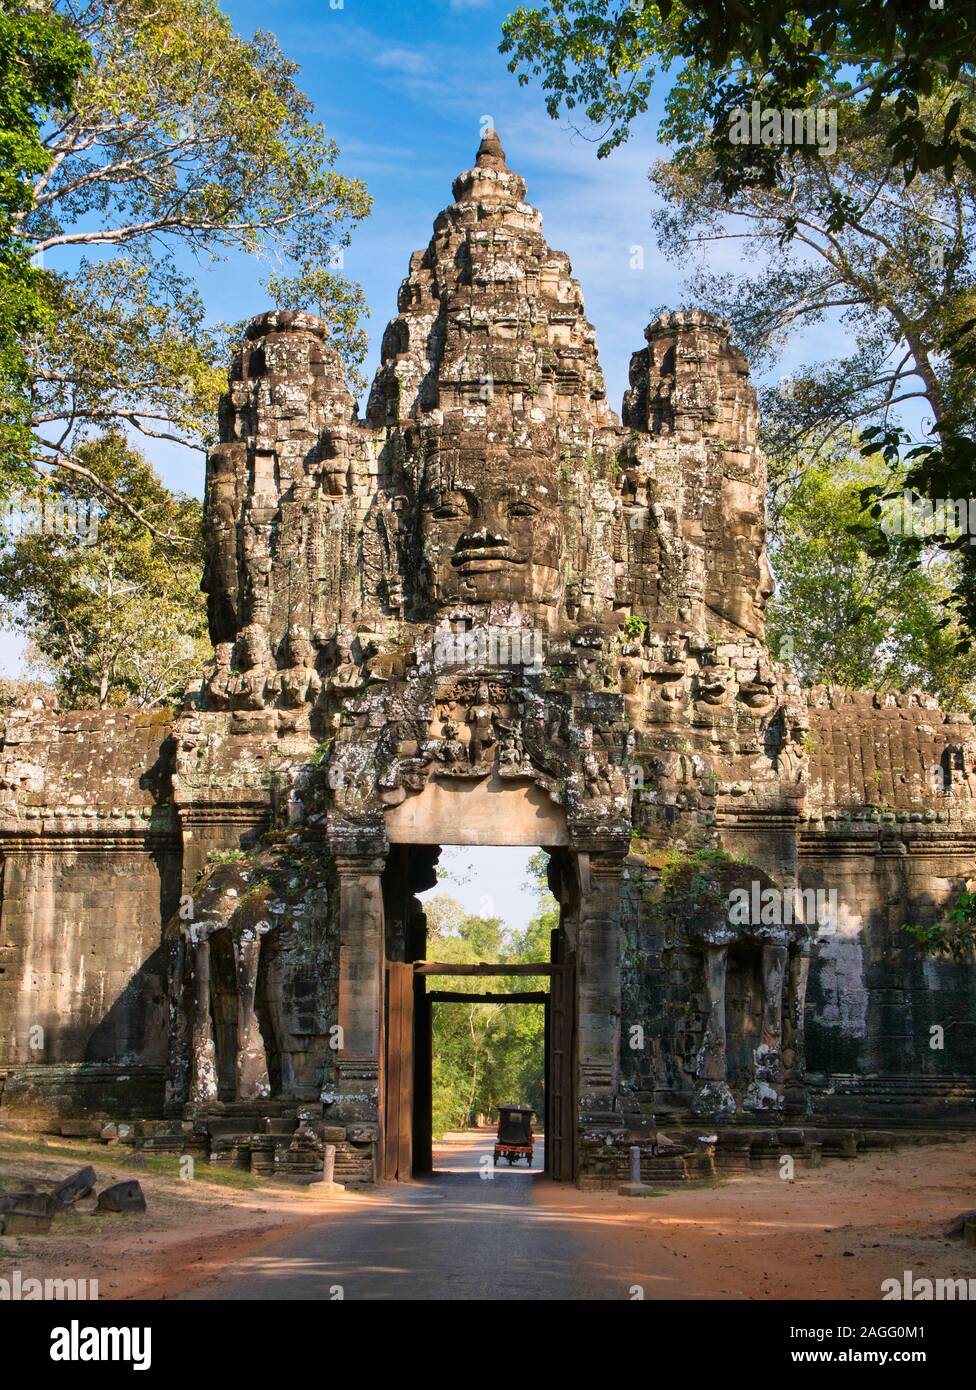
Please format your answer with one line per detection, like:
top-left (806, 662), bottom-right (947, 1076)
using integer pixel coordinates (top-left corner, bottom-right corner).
top-left (2, 1128), bottom-right (974, 1300)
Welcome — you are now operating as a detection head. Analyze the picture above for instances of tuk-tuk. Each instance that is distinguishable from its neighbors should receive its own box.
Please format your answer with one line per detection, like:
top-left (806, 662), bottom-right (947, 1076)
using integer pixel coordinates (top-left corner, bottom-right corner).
top-left (493, 1104), bottom-right (535, 1165)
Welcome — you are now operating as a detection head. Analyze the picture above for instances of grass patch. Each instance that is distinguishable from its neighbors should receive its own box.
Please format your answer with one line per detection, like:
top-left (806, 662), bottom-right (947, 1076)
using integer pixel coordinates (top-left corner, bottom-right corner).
top-left (0, 1130), bottom-right (269, 1194)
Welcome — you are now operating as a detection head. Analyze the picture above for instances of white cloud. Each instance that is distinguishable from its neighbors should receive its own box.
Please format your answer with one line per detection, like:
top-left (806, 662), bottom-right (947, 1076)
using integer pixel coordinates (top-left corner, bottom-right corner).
top-left (371, 45), bottom-right (435, 78)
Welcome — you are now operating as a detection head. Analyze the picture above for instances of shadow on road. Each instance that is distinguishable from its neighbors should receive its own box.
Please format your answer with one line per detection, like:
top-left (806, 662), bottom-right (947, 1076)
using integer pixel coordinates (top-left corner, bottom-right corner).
top-left (174, 1132), bottom-right (653, 1301)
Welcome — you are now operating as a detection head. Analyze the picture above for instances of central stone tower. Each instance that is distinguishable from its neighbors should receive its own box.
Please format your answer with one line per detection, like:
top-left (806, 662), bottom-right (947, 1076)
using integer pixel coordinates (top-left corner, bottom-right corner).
top-left (163, 131), bottom-right (805, 1179)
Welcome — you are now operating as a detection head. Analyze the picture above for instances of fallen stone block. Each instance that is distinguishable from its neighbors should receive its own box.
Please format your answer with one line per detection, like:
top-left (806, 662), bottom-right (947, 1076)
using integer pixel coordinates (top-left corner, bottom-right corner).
top-left (2, 1209), bottom-right (53, 1235)
top-left (0, 1191), bottom-right (57, 1217)
top-left (943, 1209), bottom-right (976, 1238)
top-left (96, 1180), bottom-right (146, 1213)
top-left (54, 1166), bottom-right (97, 1205)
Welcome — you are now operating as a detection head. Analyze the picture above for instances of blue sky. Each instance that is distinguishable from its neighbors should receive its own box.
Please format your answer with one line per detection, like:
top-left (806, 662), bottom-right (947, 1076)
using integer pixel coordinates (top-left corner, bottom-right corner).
top-left (178, 0), bottom-right (680, 507)
top-left (418, 845), bottom-right (546, 935)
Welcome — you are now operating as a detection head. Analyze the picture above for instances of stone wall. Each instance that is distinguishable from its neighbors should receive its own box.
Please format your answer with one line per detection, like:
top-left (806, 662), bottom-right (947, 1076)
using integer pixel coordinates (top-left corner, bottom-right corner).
top-left (0, 703), bottom-right (180, 1121)
top-left (801, 691), bottom-right (976, 1103)
top-left (619, 796), bottom-right (976, 1131)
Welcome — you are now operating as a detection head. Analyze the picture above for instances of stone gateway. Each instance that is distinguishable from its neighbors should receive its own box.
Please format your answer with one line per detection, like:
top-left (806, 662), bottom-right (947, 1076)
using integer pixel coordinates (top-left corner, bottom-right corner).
top-left (1, 134), bottom-right (974, 1185)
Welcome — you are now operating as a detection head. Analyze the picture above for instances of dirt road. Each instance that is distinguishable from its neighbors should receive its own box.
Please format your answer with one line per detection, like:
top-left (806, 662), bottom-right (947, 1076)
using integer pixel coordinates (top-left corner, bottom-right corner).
top-left (171, 1135), bottom-right (976, 1302)
top-left (4, 1130), bottom-right (975, 1301)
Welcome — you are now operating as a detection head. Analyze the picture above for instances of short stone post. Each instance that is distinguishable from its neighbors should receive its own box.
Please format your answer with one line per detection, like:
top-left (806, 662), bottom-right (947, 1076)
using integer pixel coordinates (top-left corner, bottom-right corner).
top-left (310, 1142), bottom-right (344, 1195)
top-left (618, 1143), bottom-right (657, 1197)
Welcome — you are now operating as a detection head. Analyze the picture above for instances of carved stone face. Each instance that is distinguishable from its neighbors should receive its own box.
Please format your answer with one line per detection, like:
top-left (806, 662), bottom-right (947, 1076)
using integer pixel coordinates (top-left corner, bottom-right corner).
top-left (284, 629), bottom-right (315, 669)
top-left (417, 455), bottom-right (562, 611)
top-left (235, 623), bottom-right (270, 671)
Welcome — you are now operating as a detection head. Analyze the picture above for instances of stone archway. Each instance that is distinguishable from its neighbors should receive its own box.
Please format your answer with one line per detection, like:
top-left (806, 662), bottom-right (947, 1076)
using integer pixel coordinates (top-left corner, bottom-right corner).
top-left (327, 779), bottom-right (628, 1185)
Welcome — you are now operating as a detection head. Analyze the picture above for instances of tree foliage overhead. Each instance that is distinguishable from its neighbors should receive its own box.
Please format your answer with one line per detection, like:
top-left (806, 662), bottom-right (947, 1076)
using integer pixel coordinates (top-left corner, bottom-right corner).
top-left (657, 89), bottom-right (976, 642)
top-left (0, 0), bottom-right (88, 476)
top-left (766, 456), bottom-right (976, 710)
top-left (11, 0), bottom-right (371, 529)
top-left (500, 2), bottom-right (976, 188)
top-left (26, 0), bottom-right (369, 266)
top-left (650, 90), bottom-right (975, 501)
top-left (0, 430), bottom-right (210, 708)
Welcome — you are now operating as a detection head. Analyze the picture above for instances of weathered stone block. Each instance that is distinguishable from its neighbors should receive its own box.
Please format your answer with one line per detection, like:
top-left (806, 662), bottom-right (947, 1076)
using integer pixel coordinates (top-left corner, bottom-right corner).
top-left (54, 1166), bottom-right (96, 1205)
top-left (96, 1180), bottom-right (147, 1213)
top-left (1, 1209), bottom-right (53, 1235)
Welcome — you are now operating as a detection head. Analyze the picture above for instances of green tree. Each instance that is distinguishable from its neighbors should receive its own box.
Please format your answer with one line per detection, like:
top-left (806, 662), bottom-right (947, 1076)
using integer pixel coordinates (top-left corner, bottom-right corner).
top-left (14, 0), bottom-right (371, 531)
top-left (0, 431), bottom-right (210, 707)
top-left (500, 2), bottom-right (976, 192)
top-left (0, 1), bottom-right (88, 477)
top-left (767, 457), bottom-right (976, 709)
top-left (651, 93), bottom-right (975, 495)
top-left (502, 3), bottom-right (976, 636)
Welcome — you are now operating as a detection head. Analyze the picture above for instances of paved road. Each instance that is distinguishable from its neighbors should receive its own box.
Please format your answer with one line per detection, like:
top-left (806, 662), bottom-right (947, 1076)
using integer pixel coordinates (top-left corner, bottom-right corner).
top-left (177, 1136), bottom-right (653, 1301)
